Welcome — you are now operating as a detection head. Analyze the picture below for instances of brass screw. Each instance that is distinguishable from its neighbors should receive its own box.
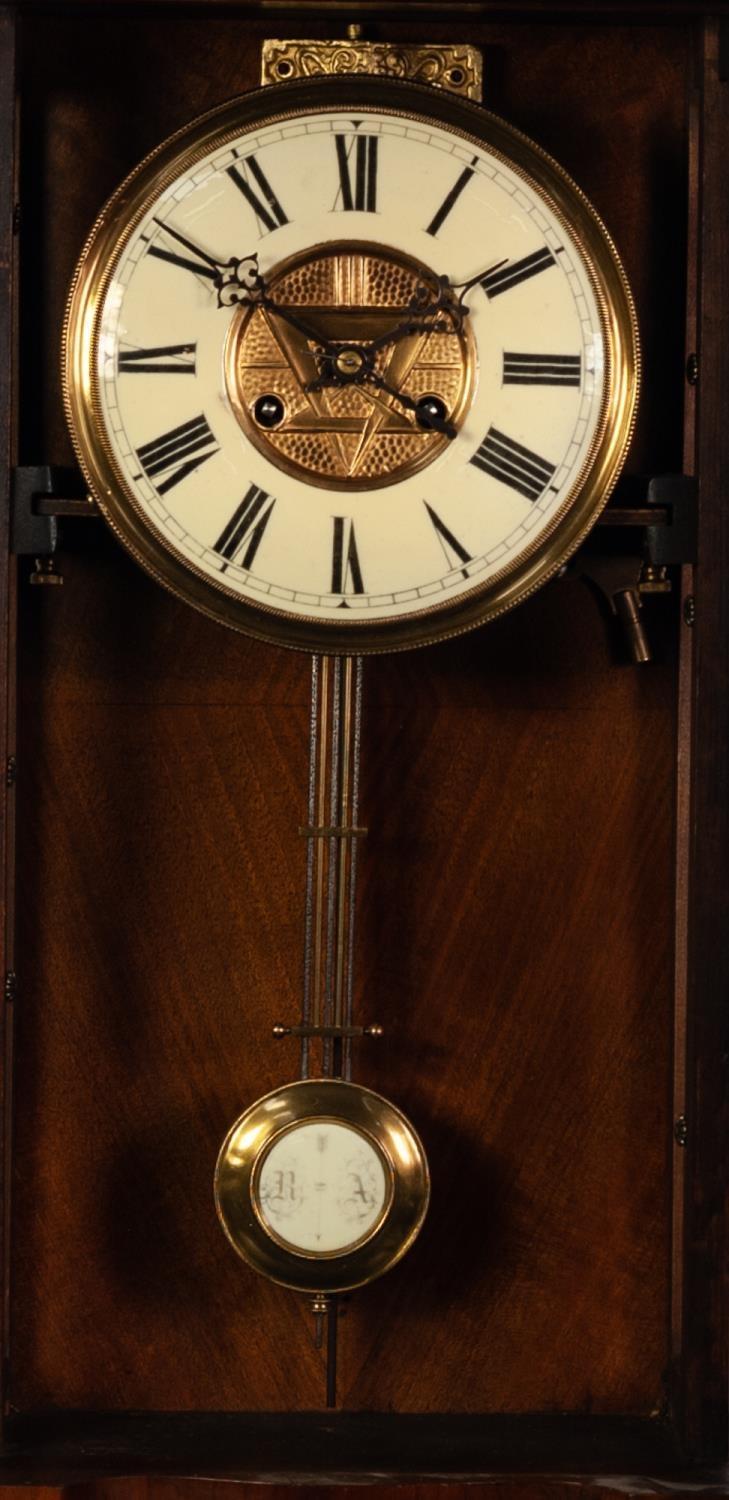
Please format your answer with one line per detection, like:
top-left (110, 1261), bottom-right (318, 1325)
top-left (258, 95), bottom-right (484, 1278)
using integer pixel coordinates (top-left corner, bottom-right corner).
top-left (365, 1023), bottom-right (384, 1037)
top-left (639, 563), bottom-right (671, 596)
top-left (346, 23), bottom-right (363, 41)
top-left (335, 348), bottom-right (364, 376)
top-left (310, 1292), bottom-right (332, 1315)
top-left (29, 558), bottom-right (63, 586)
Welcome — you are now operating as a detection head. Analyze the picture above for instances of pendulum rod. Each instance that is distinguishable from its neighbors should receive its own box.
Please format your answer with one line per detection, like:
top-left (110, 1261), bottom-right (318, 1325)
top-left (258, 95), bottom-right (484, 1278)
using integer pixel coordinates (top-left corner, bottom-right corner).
top-left (343, 657), bottom-right (364, 1080)
top-left (300, 654), bottom-right (366, 1081)
top-left (299, 653), bottom-right (366, 1410)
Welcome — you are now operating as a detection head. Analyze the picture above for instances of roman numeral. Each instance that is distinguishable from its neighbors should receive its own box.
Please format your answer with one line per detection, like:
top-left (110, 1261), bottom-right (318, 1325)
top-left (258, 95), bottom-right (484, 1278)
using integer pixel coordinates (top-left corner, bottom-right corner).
top-left (503, 352), bottom-right (581, 386)
top-left (118, 343), bottom-right (196, 375)
top-left (425, 503), bottom-right (471, 575)
top-left (227, 154), bottom-right (288, 234)
top-left (334, 132), bottom-right (378, 212)
top-left (470, 426), bottom-right (555, 502)
top-left (426, 158), bottom-right (478, 236)
top-left (147, 247), bottom-right (217, 281)
top-left (214, 485), bottom-right (276, 572)
top-left (136, 415), bottom-right (218, 495)
top-left (331, 517), bottom-right (364, 596)
top-left (481, 247), bottom-right (556, 299)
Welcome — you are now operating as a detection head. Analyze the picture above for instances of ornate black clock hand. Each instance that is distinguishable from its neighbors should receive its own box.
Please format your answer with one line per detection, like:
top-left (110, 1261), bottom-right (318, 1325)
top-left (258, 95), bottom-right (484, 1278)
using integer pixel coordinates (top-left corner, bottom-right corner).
top-left (360, 260), bottom-right (509, 357)
top-left (303, 259), bottom-right (510, 370)
top-left (151, 218), bottom-right (262, 307)
top-left (366, 275), bottom-right (466, 352)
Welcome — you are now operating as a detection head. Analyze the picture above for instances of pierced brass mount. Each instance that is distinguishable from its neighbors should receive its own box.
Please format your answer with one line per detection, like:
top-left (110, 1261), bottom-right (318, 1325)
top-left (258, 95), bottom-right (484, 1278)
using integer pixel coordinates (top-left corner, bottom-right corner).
top-left (261, 38), bottom-right (483, 101)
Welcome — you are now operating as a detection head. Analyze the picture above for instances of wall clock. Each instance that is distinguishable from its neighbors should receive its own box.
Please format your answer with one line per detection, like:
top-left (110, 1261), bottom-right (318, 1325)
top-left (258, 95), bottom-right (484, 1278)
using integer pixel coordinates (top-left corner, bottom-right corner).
top-left (2, 5), bottom-right (727, 1488)
top-left (62, 75), bottom-right (639, 654)
top-left (60, 63), bottom-right (639, 1334)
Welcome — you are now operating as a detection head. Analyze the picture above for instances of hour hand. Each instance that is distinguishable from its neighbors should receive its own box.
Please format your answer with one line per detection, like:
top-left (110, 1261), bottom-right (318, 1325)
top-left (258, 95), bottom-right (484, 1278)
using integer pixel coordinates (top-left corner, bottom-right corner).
top-left (366, 371), bottom-right (457, 438)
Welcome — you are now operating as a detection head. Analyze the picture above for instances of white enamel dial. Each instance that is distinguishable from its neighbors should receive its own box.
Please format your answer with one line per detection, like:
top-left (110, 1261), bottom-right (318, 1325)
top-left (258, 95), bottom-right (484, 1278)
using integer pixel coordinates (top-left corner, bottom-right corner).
top-left (65, 81), bottom-right (638, 649)
top-left (255, 1119), bottom-right (390, 1255)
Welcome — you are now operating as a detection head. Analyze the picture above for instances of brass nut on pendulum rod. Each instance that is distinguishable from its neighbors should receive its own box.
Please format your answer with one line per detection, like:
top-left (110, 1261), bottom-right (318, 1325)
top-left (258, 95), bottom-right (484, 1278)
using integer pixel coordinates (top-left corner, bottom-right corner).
top-left (272, 1022), bottom-right (384, 1038)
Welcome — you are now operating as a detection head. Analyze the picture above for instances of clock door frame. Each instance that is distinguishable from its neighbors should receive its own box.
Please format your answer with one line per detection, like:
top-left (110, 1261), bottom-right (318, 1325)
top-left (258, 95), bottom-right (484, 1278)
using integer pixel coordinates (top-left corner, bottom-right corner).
top-left (0, 1), bottom-right (726, 1488)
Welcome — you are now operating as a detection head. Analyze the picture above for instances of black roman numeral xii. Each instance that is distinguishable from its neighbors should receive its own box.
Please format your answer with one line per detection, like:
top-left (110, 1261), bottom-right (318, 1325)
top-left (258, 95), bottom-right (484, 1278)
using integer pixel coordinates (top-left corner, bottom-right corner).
top-left (334, 131), bottom-right (379, 212)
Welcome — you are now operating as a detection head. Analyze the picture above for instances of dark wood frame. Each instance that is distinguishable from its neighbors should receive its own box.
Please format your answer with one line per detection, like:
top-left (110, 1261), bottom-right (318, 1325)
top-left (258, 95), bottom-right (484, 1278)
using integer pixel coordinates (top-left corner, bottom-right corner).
top-left (0, 2), bottom-right (726, 1488)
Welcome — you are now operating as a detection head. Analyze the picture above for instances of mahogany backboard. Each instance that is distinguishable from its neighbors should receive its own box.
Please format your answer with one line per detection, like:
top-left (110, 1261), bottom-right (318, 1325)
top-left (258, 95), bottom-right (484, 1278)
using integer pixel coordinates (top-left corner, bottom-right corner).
top-left (1, 2), bottom-right (725, 1489)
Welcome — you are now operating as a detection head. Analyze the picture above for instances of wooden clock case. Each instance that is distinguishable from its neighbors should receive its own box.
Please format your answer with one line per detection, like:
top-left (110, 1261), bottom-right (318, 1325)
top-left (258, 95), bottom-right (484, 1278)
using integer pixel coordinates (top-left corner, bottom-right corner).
top-left (0, 1), bottom-right (726, 1493)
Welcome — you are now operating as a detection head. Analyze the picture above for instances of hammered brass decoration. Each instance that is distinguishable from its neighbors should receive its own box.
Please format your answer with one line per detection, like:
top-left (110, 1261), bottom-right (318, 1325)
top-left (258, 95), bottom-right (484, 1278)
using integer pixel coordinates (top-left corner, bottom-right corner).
top-left (261, 40), bottom-right (483, 101)
top-left (225, 245), bottom-right (475, 491)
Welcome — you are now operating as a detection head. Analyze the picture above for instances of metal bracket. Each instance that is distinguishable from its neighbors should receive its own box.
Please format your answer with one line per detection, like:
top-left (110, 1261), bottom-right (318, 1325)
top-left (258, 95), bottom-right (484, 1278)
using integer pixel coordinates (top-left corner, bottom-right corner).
top-left (570, 474), bottom-right (696, 664)
top-left (9, 466), bottom-right (694, 635)
top-left (273, 1022), bottom-right (383, 1040)
top-left (261, 35), bottom-right (483, 100)
top-left (644, 474), bottom-right (697, 567)
top-left (10, 465), bottom-right (93, 556)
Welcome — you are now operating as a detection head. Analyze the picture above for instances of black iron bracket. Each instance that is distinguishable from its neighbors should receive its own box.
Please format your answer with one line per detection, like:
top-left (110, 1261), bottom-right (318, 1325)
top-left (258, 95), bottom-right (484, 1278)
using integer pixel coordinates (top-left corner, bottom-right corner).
top-left (8, 466), bottom-right (696, 582)
top-left (573, 475), bottom-right (696, 664)
top-left (644, 473), bottom-right (697, 567)
top-left (10, 465), bottom-right (93, 556)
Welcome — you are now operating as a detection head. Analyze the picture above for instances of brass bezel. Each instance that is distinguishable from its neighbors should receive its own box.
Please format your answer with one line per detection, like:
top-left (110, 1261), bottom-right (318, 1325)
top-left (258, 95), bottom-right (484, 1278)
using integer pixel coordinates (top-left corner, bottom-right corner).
top-left (62, 76), bottom-right (640, 655)
top-left (214, 1079), bottom-right (430, 1293)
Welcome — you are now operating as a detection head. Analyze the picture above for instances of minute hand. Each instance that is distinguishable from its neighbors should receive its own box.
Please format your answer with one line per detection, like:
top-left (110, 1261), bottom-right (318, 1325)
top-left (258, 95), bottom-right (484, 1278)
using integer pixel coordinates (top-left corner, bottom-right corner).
top-left (152, 219), bottom-right (262, 307)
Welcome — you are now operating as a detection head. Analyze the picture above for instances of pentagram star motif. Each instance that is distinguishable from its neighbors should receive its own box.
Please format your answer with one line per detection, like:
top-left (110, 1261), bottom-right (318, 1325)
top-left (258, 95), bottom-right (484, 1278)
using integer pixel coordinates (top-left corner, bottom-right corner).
top-left (228, 248), bottom-right (472, 490)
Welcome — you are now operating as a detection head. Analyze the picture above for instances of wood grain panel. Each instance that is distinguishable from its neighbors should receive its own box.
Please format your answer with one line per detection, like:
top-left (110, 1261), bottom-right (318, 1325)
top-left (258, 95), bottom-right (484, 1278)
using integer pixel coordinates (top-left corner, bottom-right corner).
top-left (679, 17), bottom-right (729, 1463)
top-left (345, 581), bottom-right (675, 1412)
top-left (10, 2), bottom-right (686, 1429)
top-left (0, 1483), bottom-right (721, 1500)
top-left (11, 552), bottom-right (677, 1413)
top-left (0, 0), bottom-right (18, 1441)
